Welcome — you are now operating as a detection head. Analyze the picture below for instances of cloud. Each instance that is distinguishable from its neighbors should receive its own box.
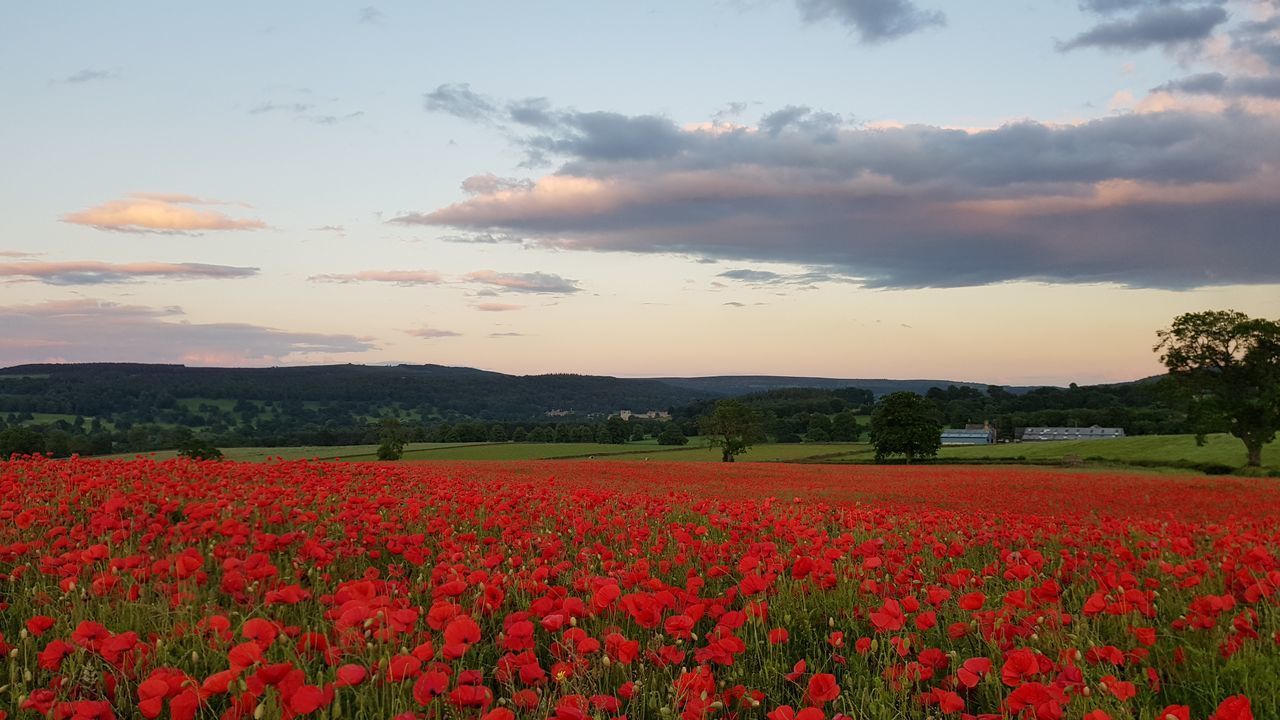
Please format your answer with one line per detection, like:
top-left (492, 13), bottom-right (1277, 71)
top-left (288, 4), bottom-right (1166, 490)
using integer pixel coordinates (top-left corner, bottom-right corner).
top-left (57, 68), bottom-right (116, 84)
top-left (311, 224), bottom-right (347, 237)
top-left (759, 106), bottom-right (843, 141)
top-left (0, 299), bottom-right (373, 365)
top-left (474, 302), bottom-right (525, 311)
top-left (1155, 71), bottom-right (1280, 98)
top-left (395, 91), bottom-right (1280, 290)
top-left (249, 100), bottom-right (363, 126)
top-left (795, 0), bottom-right (945, 42)
top-left (1060, 4), bottom-right (1228, 51)
top-left (308, 270), bottom-right (443, 286)
top-left (1232, 15), bottom-right (1280, 69)
top-left (424, 83), bottom-right (498, 122)
top-left (406, 326), bottom-right (461, 339)
top-left (62, 193), bottom-right (265, 234)
top-left (0, 250), bottom-right (41, 258)
top-left (489, 332), bottom-right (527, 337)
top-left (359, 6), bottom-right (384, 23)
top-left (249, 102), bottom-right (315, 115)
top-left (0, 261), bottom-right (258, 285)
top-left (1078, 0), bottom-right (1216, 14)
top-left (718, 268), bottom-right (850, 286)
top-left (462, 270), bottom-right (582, 294)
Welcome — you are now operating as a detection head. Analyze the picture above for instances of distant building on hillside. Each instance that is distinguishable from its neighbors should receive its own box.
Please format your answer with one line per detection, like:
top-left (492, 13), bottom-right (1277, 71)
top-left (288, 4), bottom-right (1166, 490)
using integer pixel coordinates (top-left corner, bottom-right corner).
top-left (544, 409), bottom-right (573, 417)
top-left (942, 426), bottom-right (997, 445)
top-left (1020, 426), bottom-right (1125, 442)
top-left (614, 410), bottom-right (672, 421)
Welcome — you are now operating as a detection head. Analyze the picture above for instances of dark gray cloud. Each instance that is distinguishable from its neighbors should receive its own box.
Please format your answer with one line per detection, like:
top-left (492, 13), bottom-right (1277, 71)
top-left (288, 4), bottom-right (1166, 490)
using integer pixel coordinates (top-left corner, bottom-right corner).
top-left (0, 300), bottom-right (373, 365)
top-left (529, 112), bottom-right (687, 162)
top-left (424, 83), bottom-right (498, 122)
top-left (359, 6), bottom-right (384, 23)
top-left (795, 0), bottom-right (945, 43)
top-left (1155, 71), bottom-right (1280, 98)
top-left (508, 97), bottom-right (558, 127)
top-left (719, 268), bottom-right (851, 286)
top-left (0, 261), bottom-right (258, 286)
top-left (1060, 4), bottom-right (1228, 51)
top-left (396, 92), bottom-right (1280, 290)
top-left (57, 68), bottom-right (117, 84)
top-left (1232, 16), bottom-right (1280, 69)
top-left (759, 106), bottom-right (843, 141)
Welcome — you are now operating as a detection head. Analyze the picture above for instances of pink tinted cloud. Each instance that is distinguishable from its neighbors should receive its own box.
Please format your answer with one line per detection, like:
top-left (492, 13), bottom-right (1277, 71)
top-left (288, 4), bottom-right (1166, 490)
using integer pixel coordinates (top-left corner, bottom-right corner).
top-left (0, 260), bottom-right (258, 285)
top-left (0, 299), bottom-right (373, 365)
top-left (62, 193), bottom-right (265, 233)
top-left (308, 269), bottom-right (443, 286)
top-left (474, 302), bottom-right (525, 311)
top-left (405, 326), bottom-right (461, 339)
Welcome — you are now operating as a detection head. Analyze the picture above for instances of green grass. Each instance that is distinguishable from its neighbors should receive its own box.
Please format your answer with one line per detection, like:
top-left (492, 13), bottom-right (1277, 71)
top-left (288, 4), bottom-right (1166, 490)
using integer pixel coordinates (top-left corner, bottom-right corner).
top-left (937, 432), bottom-right (1275, 469)
top-left (397, 441), bottom-right (869, 463)
top-left (96, 434), bottom-right (1275, 471)
top-left (399, 442), bottom-right (690, 461)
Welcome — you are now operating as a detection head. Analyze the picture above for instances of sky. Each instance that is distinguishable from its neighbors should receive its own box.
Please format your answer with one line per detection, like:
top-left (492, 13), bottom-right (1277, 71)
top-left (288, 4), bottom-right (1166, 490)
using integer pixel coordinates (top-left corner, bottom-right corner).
top-left (2, 0), bottom-right (1278, 386)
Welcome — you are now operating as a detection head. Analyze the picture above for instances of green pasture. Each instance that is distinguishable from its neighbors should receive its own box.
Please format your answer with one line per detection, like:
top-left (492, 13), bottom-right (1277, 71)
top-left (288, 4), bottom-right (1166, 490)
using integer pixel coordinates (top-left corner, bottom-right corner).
top-left (97, 433), bottom-right (1274, 472)
top-left (936, 432), bottom-right (1275, 469)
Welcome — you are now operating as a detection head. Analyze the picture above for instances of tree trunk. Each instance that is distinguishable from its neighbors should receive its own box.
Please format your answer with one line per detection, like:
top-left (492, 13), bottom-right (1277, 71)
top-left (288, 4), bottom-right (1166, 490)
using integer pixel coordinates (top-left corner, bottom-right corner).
top-left (1246, 441), bottom-right (1263, 468)
top-left (722, 449), bottom-right (734, 462)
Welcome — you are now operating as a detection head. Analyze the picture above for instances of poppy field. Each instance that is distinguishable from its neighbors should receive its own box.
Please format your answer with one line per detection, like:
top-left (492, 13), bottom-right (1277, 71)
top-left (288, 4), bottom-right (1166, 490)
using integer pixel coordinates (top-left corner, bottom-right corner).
top-left (1, 458), bottom-right (1278, 720)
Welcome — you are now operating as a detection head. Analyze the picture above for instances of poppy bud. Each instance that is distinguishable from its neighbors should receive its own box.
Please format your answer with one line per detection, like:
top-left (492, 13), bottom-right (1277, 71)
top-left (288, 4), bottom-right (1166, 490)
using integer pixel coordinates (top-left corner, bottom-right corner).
top-left (254, 703), bottom-right (266, 719)
top-left (191, 650), bottom-right (200, 662)
top-left (1082, 686), bottom-right (1092, 697)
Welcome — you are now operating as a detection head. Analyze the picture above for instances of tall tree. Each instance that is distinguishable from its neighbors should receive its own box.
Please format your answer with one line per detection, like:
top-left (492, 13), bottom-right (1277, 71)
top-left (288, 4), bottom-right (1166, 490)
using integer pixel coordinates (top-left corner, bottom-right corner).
top-left (376, 417), bottom-right (407, 461)
top-left (870, 392), bottom-right (942, 462)
top-left (701, 399), bottom-right (764, 462)
top-left (1155, 310), bottom-right (1280, 468)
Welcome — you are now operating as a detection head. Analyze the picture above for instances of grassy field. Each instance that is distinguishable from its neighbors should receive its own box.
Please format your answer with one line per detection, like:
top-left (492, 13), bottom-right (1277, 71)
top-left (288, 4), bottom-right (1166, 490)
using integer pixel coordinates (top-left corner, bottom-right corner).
top-left (100, 434), bottom-right (1275, 471)
top-left (936, 432), bottom-right (1275, 469)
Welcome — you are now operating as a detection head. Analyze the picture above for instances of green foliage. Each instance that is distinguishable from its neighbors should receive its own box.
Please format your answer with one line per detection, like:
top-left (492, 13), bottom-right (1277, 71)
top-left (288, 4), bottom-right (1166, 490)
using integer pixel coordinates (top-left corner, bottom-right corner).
top-left (870, 392), bottom-right (942, 462)
top-left (376, 417), bottom-right (406, 461)
top-left (1156, 310), bottom-right (1280, 467)
top-left (701, 400), bottom-right (766, 462)
top-left (0, 426), bottom-right (45, 458)
top-left (604, 416), bottom-right (630, 444)
top-left (830, 411), bottom-right (863, 441)
top-left (176, 437), bottom-right (223, 461)
top-left (657, 423), bottom-right (690, 446)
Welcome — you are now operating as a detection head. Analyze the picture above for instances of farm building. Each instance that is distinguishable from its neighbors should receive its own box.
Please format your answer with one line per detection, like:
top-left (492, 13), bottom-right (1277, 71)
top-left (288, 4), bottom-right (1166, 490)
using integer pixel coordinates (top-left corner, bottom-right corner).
top-left (1020, 426), bottom-right (1125, 441)
top-left (942, 427), bottom-right (996, 445)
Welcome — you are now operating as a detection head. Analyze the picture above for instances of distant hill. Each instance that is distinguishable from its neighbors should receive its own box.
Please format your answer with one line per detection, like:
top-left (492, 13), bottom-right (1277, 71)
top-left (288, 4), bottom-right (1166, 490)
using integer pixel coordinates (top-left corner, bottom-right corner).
top-left (0, 364), bottom-right (1054, 422)
top-left (0, 363), bottom-right (1184, 456)
top-left (655, 375), bottom-right (1046, 398)
top-left (0, 363), bottom-right (714, 421)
